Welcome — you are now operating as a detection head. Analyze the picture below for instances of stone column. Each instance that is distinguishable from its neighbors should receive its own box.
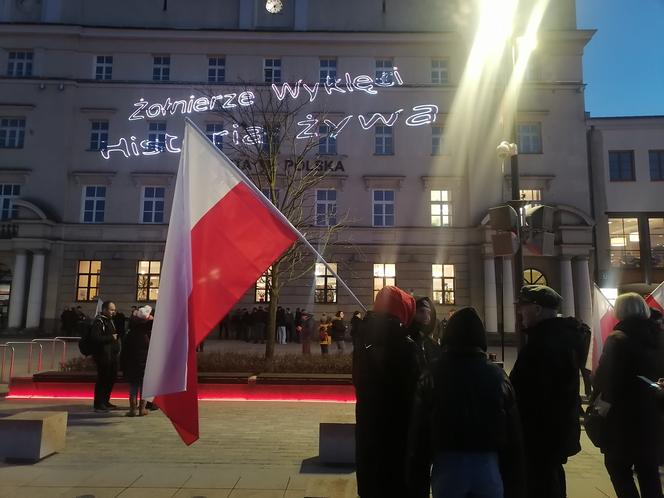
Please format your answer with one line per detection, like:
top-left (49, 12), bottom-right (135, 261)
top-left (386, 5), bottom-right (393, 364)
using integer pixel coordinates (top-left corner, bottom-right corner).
top-left (574, 257), bottom-right (593, 326)
top-left (25, 252), bottom-right (46, 329)
top-left (8, 251), bottom-right (28, 329)
top-left (502, 258), bottom-right (515, 333)
top-left (560, 256), bottom-right (575, 317)
top-left (484, 257), bottom-right (498, 333)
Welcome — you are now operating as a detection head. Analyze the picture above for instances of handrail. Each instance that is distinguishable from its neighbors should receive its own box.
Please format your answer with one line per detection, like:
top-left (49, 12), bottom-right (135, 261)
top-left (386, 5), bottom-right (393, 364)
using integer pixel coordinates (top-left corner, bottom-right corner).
top-left (31, 338), bottom-right (67, 370)
top-left (54, 336), bottom-right (81, 368)
top-left (5, 341), bottom-right (43, 379)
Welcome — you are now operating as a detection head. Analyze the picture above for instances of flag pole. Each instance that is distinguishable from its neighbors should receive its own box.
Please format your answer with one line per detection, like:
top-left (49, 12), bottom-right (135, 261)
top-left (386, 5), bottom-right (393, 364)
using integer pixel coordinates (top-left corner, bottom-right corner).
top-left (183, 117), bottom-right (368, 312)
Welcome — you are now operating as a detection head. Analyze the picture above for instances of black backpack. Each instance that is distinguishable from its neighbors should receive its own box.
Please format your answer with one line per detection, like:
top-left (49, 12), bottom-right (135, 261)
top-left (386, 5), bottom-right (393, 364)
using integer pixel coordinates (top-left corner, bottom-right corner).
top-left (78, 317), bottom-right (103, 356)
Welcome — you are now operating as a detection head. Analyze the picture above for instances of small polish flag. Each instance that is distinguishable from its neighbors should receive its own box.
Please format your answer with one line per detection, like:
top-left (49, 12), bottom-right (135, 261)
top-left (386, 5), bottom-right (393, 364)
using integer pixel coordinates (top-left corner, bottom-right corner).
top-left (143, 120), bottom-right (298, 445)
top-left (590, 285), bottom-right (619, 371)
top-left (645, 281), bottom-right (664, 313)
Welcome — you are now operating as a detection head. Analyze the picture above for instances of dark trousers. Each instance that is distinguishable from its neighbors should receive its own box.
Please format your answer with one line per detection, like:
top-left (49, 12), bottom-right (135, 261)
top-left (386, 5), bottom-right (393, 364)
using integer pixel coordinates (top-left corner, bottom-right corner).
top-left (93, 353), bottom-right (117, 408)
top-left (526, 460), bottom-right (566, 498)
top-left (605, 453), bottom-right (663, 498)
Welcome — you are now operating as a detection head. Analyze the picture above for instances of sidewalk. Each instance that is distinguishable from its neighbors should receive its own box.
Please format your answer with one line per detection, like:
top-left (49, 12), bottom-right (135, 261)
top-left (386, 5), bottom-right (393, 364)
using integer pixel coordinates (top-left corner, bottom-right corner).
top-left (0, 396), bottom-right (628, 498)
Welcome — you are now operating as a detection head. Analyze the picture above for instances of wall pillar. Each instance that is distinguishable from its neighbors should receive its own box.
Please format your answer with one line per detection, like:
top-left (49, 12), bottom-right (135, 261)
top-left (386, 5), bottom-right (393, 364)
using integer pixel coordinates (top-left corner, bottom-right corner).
top-left (560, 256), bottom-right (575, 317)
top-left (8, 251), bottom-right (28, 329)
top-left (574, 257), bottom-right (592, 326)
top-left (502, 257), bottom-right (515, 333)
top-left (484, 257), bottom-right (498, 333)
top-left (25, 252), bottom-right (46, 329)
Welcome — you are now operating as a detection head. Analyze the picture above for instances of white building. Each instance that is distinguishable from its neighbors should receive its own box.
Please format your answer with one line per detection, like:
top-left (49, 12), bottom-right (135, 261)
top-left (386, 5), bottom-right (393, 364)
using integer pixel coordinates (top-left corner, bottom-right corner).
top-left (0, 0), bottom-right (596, 334)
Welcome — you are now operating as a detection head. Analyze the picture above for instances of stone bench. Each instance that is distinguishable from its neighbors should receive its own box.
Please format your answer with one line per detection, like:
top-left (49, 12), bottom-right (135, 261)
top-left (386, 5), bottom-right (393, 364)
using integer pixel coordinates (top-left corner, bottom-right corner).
top-left (0, 411), bottom-right (67, 463)
top-left (319, 417), bottom-right (355, 465)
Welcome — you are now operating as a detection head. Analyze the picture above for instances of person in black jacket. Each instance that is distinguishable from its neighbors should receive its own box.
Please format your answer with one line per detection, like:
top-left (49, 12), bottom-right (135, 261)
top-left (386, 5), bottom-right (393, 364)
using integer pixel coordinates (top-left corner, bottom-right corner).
top-left (593, 293), bottom-right (664, 498)
top-left (509, 285), bottom-right (581, 498)
top-left (91, 300), bottom-right (120, 413)
top-left (409, 297), bottom-right (441, 374)
top-left (123, 305), bottom-right (153, 417)
top-left (331, 311), bottom-right (347, 353)
top-left (409, 307), bottom-right (525, 498)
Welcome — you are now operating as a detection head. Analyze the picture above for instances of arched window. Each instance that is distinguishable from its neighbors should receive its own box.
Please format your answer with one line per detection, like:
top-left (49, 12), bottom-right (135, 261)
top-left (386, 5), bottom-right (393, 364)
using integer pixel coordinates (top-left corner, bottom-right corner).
top-left (523, 268), bottom-right (547, 286)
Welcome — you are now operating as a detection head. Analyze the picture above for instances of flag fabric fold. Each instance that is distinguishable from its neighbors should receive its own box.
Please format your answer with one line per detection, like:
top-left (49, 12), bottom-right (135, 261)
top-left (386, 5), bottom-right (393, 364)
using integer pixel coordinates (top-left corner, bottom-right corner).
top-left (143, 121), bottom-right (298, 445)
top-left (645, 281), bottom-right (664, 312)
top-left (590, 285), bottom-right (619, 371)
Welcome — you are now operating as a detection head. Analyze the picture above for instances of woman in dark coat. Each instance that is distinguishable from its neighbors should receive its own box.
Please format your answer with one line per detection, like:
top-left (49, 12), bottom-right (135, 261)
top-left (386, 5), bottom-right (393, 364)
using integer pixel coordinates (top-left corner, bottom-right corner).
top-left (124, 305), bottom-right (153, 417)
top-left (593, 293), bottom-right (664, 498)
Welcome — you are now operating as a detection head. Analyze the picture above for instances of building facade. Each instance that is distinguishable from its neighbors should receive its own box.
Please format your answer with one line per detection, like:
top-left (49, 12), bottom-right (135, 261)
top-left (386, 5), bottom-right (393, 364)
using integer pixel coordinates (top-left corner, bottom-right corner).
top-left (0, 0), bottom-right (595, 334)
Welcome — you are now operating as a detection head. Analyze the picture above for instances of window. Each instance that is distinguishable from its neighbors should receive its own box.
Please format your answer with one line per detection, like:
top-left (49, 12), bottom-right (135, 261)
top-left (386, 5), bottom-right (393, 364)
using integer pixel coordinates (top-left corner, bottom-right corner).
top-left (0, 118), bottom-right (25, 148)
top-left (431, 59), bottom-right (448, 85)
top-left (432, 264), bottom-right (455, 304)
top-left (76, 260), bottom-right (101, 301)
top-left (374, 125), bottom-right (393, 155)
top-left (649, 150), bottom-right (664, 181)
top-left (89, 121), bottom-right (109, 151)
top-left (94, 55), bottom-right (113, 80)
top-left (517, 122), bottom-right (542, 154)
top-left (373, 263), bottom-right (396, 300)
top-left (608, 151), bottom-right (635, 181)
top-left (318, 124), bottom-right (337, 155)
top-left (255, 267), bottom-right (271, 303)
top-left (7, 51), bottom-right (33, 77)
top-left (520, 189), bottom-right (542, 201)
top-left (0, 184), bottom-right (20, 220)
top-left (82, 186), bottom-right (106, 223)
top-left (431, 126), bottom-right (443, 155)
top-left (319, 58), bottom-right (337, 84)
top-left (608, 217), bottom-right (640, 268)
top-left (315, 262), bottom-right (337, 303)
top-left (373, 189), bottom-right (395, 227)
top-left (315, 189), bottom-right (337, 227)
top-left (430, 190), bottom-right (451, 227)
top-left (205, 123), bottom-right (224, 150)
top-left (137, 260), bottom-right (161, 301)
top-left (264, 58), bottom-right (281, 84)
top-left (148, 122), bottom-right (166, 152)
top-left (208, 57), bottom-right (226, 83)
top-left (375, 59), bottom-right (394, 84)
top-left (152, 55), bottom-right (170, 81)
top-left (262, 125), bottom-right (280, 154)
top-left (141, 186), bottom-right (165, 224)
top-left (649, 218), bottom-right (664, 268)
top-left (523, 268), bottom-right (547, 285)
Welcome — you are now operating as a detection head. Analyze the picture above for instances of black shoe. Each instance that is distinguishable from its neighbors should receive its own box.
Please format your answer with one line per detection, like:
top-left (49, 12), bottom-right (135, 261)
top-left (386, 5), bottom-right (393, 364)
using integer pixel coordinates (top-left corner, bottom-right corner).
top-left (105, 402), bottom-right (119, 410)
top-left (145, 401), bottom-right (159, 411)
top-left (94, 405), bottom-right (109, 413)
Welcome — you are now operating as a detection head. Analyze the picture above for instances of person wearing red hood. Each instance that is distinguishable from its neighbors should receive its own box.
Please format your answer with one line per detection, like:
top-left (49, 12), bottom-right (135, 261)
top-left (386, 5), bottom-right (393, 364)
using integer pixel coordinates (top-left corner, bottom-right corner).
top-left (353, 286), bottom-right (418, 498)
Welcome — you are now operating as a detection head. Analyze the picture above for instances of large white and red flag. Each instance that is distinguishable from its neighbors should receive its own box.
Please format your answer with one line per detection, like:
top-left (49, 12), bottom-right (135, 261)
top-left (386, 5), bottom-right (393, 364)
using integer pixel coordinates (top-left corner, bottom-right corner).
top-left (143, 121), bottom-right (298, 445)
top-left (645, 281), bottom-right (664, 312)
top-left (590, 285), bottom-right (619, 371)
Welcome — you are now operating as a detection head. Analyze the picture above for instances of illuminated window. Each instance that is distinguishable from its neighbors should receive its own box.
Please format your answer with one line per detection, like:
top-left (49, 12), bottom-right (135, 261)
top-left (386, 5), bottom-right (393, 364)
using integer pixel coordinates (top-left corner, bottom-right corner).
top-left (373, 263), bottom-right (396, 300)
top-left (7, 51), bottom-right (32, 77)
top-left (141, 187), bottom-right (165, 224)
top-left (609, 151), bottom-right (635, 181)
top-left (94, 55), bottom-right (113, 80)
top-left (375, 59), bottom-right (394, 84)
top-left (517, 122), bottom-right (542, 154)
top-left (137, 260), bottom-right (160, 301)
top-left (319, 58), bottom-right (337, 84)
top-left (152, 55), bottom-right (170, 81)
top-left (315, 189), bottom-right (337, 227)
top-left (76, 260), bottom-right (101, 302)
top-left (649, 218), bottom-right (664, 268)
top-left (318, 124), bottom-right (337, 155)
top-left (431, 59), bottom-right (448, 84)
top-left (205, 123), bottom-right (224, 150)
top-left (0, 118), bottom-right (25, 149)
top-left (0, 184), bottom-right (20, 220)
top-left (432, 264), bottom-right (455, 304)
top-left (89, 121), bottom-right (108, 151)
top-left (255, 267), bottom-right (272, 303)
top-left (208, 57), bottom-right (225, 83)
top-left (608, 217), bottom-right (640, 268)
top-left (373, 190), bottom-right (395, 227)
top-left (431, 126), bottom-right (443, 155)
top-left (430, 190), bottom-right (451, 227)
top-left (264, 58), bottom-right (281, 84)
top-left (648, 150), bottom-right (664, 181)
top-left (315, 262), bottom-right (337, 304)
top-left (148, 122), bottom-right (166, 152)
top-left (81, 186), bottom-right (106, 223)
top-left (520, 189), bottom-right (542, 201)
top-left (374, 125), bottom-right (393, 155)
top-left (523, 268), bottom-right (547, 285)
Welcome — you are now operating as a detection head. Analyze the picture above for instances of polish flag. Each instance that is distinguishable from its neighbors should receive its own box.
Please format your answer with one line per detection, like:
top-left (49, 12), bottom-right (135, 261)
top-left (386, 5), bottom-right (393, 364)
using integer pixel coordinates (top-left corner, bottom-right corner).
top-left (645, 281), bottom-right (664, 313)
top-left (590, 286), bottom-right (619, 371)
top-left (143, 121), bottom-right (298, 445)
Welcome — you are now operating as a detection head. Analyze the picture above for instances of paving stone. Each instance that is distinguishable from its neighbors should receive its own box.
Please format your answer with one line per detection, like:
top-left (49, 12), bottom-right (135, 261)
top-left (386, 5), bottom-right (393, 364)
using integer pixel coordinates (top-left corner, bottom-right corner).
top-left (172, 489), bottom-right (233, 498)
top-left (116, 488), bottom-right (180, 498)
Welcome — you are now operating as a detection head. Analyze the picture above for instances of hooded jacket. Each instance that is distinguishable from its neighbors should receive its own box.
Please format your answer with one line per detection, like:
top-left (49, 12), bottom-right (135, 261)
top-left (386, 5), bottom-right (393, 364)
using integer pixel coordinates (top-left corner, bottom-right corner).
top-left (409, 297), bottom-right (441, 373)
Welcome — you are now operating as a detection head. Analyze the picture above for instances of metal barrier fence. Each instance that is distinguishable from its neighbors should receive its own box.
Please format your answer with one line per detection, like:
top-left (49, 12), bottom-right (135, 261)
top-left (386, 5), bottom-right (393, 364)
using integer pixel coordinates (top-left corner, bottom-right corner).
top-left (3, 341), bottom-right (43, 382)
top-left (0, 336), bottom-right (81, 383)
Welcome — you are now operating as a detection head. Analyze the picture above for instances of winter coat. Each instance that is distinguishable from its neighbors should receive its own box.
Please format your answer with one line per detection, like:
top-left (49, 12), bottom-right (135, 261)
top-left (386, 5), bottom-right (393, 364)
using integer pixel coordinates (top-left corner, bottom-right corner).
top-left (123, 317), bottom-right (153, 384)
top-left (330, 317), bottom-right (347, 341)
top-left (509, 317), bottom-right (582, 463)
top-left (593, 317), bottom-right (664, 461)
top-left (90, 314), bottom-right (120, 359)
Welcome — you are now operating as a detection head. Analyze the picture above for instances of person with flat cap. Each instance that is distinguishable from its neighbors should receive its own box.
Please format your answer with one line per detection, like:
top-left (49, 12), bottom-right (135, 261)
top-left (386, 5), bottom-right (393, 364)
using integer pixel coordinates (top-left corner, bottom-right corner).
top-left (509, 285), bottom-right (582, 498)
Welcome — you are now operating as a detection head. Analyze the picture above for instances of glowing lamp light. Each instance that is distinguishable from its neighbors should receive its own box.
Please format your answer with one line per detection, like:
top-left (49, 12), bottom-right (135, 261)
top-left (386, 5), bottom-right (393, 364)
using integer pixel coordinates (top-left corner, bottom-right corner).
top-left (600, 287), bottom-right (618, 306)
top-left (610, 237), bottom-right (626, 247)
top-left (629, 232), bottom-right (640, 243)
